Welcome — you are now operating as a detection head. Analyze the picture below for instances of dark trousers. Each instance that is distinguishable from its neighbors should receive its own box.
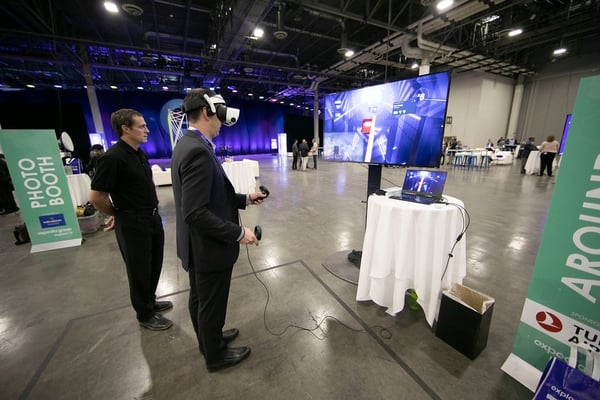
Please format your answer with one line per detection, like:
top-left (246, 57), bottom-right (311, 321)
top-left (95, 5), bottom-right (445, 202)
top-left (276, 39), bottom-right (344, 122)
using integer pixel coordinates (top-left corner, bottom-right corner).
top-left (540, 152), bottom-right (556, 176)
top-left (0, 183), bottom-right (18, 210)
top-left (521, 154), bottom-right (529, 173)
top-left (292, 154), bottom-right (299, 169)
top-left (188, 267), bottom-right (232, 363)
top-left (312, 154), bottom-right (317, 169)
top-left (114, 212), bottom-right (165, 321)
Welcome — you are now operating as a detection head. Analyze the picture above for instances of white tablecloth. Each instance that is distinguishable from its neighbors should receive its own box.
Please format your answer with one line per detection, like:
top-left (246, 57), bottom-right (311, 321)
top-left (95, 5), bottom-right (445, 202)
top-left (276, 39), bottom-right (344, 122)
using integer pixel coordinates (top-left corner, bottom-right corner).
top-left (524, 151), bottom-right (558, 175)
top-left (222, 160), bottom-right (258, 194)
top-left (67, 174), bottom-right (91, 208)
top-left (493, 150), bottom-right (513, 164)
top-left (524, 151), bottom-right (541, 174)
top-left (356, 194), bottom-right (467, 326)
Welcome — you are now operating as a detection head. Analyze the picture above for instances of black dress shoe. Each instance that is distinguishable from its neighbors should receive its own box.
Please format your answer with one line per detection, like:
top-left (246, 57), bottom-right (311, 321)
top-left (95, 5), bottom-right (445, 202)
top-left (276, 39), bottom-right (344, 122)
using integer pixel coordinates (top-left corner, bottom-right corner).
top-left (139, 314), bottom-right (173, 331)
top-left (153, 300), bottom-right (173, 312)
top-left (206, 346), bottom-right (251, 372)
top-left (223, 328), bottom-right (239, 343)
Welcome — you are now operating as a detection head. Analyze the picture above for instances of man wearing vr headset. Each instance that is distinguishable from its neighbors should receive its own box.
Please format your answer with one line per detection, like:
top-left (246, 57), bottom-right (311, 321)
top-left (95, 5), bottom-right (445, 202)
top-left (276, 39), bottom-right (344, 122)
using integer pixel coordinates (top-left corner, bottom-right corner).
top-left (171, 88), bottom-right (267, 372)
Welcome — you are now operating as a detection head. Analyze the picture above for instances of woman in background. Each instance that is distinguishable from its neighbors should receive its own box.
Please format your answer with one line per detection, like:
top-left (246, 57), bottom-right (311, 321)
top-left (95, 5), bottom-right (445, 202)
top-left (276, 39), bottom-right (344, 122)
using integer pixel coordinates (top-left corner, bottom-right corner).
top-left (538, 135), bottom-right (560, 176)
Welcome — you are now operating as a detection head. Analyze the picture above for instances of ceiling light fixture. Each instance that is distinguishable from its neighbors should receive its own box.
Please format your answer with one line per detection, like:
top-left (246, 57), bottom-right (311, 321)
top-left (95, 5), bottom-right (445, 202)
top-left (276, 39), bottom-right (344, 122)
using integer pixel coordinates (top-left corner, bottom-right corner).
top-left (553, 47), bottom-right (567, 56)
top-left (344, 49), bottom-right (355, 58)
top-left (481, 14), bottom-right (500, 24)
top-left (253, 27), bottom-right (264, 39)
top-left (104, 1), bottom-right (119, 13)
top-left (437, 0), bottom-right (454, 11)
top-left (337, 21), bottom-right (351, 55)
top-left (508, 28), bottom-right (523, 37)
top-left (273, 4), bottom-right (287, 40)
top-left (411, 62), bottom-right (419, 69)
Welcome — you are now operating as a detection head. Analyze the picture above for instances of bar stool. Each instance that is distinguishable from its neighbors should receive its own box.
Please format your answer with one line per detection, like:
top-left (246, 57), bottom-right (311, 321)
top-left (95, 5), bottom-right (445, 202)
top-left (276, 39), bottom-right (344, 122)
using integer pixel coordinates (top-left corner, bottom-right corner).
top-left (479, 151), bottom-right (491, 168)
top-left (453, 153), bottom-right (464, 167)
top-left (464, 154), bottom-right (477, 168)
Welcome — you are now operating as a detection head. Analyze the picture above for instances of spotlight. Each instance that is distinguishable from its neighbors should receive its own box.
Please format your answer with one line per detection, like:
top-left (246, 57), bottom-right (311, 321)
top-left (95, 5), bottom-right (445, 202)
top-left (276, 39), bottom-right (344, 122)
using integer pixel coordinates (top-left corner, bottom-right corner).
top-left (104, 1), bottom-right (119, 13)
top-left (508, 29), bottom-right (522, 37)
top-left (553, 47), bottom-right (567, 56)
top-left (437, 0), bottom-right (454, 11)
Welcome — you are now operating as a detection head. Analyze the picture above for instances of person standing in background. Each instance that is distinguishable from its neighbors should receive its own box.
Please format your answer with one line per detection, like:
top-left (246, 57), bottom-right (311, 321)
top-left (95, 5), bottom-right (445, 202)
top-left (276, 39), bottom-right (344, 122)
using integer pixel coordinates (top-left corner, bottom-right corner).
top-left (291, 139), bottom-right (299, 170)
top-left (299, 139), bottom-right (309, 171)
top-left (538, 135), bottom-right (560, 176)
top-left (89, 109), bottom-right (173, 331)
top-left (86, 144), bottom-right (105, 177)
top-left (308, 138), bottom-right (318, 169)
top-left (0, 154), bottom-right (19, 215)
top-left (520, 136), bottom-right (538, 174)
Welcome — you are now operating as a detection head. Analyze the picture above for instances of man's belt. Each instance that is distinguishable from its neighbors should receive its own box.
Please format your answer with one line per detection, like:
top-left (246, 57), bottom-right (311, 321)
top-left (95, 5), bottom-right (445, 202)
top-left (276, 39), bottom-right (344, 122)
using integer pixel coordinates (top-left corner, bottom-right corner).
top-left (116, 207), bottom-right (158, 216)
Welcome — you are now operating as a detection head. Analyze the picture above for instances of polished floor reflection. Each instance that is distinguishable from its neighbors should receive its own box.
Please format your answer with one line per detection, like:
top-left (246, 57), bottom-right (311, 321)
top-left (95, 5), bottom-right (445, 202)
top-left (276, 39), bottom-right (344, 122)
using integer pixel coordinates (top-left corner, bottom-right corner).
top-left (0, 156), bottom-right (556, 399)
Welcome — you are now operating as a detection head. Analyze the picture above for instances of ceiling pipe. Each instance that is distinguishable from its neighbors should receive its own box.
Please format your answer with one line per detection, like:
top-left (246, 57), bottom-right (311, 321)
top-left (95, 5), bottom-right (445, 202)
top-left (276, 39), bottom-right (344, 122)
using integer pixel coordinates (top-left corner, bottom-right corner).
top-left (400, 35), bottom-right (423, 59)
top-left (144, 32), bottom-right (205, 47)
top-left (273, 3), bottom-right (287, 40)
top-left (416, 21), bottom-right (456, 60)
top-left (251, 48), bottom-right (299, 66)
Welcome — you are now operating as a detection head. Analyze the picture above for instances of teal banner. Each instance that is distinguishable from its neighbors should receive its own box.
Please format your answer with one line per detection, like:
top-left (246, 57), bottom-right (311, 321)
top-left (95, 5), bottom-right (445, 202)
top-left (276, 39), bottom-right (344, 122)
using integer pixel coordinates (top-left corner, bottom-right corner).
top-left (0, 129), bottom-right (81, 252)
top-left (502, 75), bottom-right (600, 390)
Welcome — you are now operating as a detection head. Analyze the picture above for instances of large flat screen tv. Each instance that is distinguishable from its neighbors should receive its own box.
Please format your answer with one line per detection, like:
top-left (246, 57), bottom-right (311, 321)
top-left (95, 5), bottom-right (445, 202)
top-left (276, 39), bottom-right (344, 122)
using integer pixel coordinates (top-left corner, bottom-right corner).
top-left (322, 71), bottom-right (451, 167)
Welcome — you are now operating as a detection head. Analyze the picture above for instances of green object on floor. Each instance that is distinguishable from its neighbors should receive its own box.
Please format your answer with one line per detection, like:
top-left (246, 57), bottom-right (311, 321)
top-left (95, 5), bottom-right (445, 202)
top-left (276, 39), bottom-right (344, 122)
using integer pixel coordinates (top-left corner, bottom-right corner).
top-left (408, 289), bottom-right (420, 311)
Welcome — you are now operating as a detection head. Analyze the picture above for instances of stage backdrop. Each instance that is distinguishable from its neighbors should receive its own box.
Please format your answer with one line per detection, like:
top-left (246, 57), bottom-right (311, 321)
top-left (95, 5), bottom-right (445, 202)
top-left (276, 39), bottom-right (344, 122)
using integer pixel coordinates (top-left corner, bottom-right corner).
top-left (501, 74), bottom-right (600, 390)
top-left (0, 89), bottom-right (294, 160)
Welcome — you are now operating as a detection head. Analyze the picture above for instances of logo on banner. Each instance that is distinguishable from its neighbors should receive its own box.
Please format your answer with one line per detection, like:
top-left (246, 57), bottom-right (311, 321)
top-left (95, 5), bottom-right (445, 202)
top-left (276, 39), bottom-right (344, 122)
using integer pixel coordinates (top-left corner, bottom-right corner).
top-left (536, 311), bottom-right (563, 333)
top-left (523, 299), bottom-right (600, 353)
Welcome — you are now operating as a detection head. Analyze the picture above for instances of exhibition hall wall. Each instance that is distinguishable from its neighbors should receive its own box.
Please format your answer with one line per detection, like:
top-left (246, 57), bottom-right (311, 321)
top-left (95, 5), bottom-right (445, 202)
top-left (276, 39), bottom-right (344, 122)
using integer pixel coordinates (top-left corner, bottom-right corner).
top-left (445, 72), bottom-right (515, 148)
top-left (518, 54), bottom-right (600, 143)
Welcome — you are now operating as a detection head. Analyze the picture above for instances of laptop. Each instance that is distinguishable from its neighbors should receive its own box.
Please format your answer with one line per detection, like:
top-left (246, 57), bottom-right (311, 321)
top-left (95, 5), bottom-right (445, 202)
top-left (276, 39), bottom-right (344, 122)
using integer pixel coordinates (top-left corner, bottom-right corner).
top-left (389, 169), bottom-right (447, 205)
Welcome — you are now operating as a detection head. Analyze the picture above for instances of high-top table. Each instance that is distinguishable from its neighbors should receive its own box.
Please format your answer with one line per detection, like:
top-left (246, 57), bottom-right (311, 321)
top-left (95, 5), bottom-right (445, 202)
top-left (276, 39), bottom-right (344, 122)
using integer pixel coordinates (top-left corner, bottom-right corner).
top-left (356, 193), bottom-right (467, 326)
top-left (221, 159), bottom-right (259, 194)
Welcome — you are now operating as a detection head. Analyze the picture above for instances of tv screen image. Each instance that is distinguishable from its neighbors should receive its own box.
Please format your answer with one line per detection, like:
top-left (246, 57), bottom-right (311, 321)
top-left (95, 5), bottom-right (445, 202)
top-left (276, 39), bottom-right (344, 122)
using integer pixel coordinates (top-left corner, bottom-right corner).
top-left (323, 71), bottom-right (451, 168)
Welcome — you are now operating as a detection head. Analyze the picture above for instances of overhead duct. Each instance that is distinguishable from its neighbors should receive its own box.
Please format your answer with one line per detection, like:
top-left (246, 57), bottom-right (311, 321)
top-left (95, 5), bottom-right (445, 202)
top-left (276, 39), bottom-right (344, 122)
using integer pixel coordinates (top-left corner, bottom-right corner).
top-left (251, 48), bottom-right (299, 66)
top-left (337, 20), bottom-right (350, 54)
top-left (400, 35), bottom-right (423, 59)
top-left (273, 4), bottom-right (288, 40)
top-left (416, 21), bottom-right (456, 60)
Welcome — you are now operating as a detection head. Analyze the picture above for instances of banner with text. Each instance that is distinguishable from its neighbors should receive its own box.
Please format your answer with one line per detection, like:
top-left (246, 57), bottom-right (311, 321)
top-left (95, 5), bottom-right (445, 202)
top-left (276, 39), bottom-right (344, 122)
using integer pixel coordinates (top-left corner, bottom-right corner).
top-left (0, 129), bottom-right (81, 252)
top-left (501, 75), bottom-right (600, 390)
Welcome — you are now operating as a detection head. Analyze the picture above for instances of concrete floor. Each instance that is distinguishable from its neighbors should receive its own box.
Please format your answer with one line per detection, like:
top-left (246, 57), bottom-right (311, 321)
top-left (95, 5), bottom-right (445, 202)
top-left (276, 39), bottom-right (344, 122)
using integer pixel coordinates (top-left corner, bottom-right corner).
top-left (0, 155), bottom-right (556, 400)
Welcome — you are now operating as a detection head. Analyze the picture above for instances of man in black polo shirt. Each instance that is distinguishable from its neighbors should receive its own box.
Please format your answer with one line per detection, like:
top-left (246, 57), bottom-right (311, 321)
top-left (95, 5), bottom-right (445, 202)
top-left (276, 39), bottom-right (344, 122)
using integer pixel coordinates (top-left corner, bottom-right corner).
top-left (89, 108), bottom-right (173, 331)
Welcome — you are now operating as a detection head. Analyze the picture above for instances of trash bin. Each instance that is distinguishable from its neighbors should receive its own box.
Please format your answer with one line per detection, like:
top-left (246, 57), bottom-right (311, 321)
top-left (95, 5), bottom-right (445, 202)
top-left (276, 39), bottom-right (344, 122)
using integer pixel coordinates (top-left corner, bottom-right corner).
top-left (77, 211), bottom-right (100, 234)
top-left (435, 283), bottom-right (495, 360)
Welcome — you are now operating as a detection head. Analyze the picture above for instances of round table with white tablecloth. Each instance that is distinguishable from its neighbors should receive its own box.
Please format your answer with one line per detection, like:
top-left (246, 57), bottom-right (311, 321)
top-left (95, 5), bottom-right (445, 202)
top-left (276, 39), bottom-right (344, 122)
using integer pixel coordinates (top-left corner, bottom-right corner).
top-left (524, 150), bottom-right (559, 175)
top-left (356, 193), bottom-right (467, 326)
top-left (66, 173), bottom-right (91, 208)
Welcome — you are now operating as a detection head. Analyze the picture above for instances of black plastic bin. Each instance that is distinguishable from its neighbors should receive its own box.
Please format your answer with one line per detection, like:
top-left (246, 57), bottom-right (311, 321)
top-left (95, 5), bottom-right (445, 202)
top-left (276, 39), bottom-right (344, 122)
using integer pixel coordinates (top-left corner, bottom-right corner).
top-left (435, 283), bottom-right (495, 360)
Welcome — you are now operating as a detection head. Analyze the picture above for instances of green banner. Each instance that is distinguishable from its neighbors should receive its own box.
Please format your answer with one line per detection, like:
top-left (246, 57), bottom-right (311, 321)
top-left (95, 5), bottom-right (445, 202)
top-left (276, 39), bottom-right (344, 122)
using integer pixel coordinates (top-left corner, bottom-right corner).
top-left (502, 75), bottom-right (600, 390)
top-left (0, 129), bottom-right (81, 252)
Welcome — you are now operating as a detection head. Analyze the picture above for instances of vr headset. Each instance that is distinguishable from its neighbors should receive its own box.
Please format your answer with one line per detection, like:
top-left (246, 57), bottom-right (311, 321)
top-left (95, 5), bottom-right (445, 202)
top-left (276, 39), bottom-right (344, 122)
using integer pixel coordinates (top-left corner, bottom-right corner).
top-left (181, 93), bottom-right (240, 126)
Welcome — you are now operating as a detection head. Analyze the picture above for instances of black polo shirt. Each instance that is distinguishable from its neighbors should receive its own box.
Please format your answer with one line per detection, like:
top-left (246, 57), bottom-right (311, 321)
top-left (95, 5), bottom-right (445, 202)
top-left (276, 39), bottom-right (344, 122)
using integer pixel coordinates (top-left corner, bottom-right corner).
top-left (90, 140), bottom-right (159, 211)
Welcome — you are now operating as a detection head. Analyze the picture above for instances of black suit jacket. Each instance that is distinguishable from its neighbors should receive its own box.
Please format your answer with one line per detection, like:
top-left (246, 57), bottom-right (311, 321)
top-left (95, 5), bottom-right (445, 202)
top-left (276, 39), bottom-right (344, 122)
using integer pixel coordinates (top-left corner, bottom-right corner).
top-left (171, 130), bottom-right (247, 272)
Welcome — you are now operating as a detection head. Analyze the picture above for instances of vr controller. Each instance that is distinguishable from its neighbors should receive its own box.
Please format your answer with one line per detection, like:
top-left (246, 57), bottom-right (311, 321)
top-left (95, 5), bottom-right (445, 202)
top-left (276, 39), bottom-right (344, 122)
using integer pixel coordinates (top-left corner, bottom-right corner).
top-left (253, 185), bottom-right (269, 241)
top-left (254, 225), bottom-right (262, 241)
top-left (259, 185), bottom-right (270, 198)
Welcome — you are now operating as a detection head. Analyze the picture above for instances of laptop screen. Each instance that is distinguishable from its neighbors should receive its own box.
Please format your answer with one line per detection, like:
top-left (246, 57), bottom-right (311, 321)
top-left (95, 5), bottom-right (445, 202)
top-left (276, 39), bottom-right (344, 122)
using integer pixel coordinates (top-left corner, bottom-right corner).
top-left (401, 169), bottom-right (447, 198)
